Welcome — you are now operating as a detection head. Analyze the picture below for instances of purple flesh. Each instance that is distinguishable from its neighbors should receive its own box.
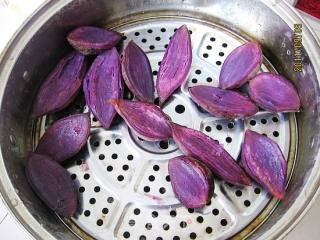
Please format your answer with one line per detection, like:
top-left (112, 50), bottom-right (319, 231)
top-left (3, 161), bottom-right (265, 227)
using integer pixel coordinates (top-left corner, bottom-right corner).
top-left (83, 47), bottom-right (123, 128)
top-left (219, 42), bottom-right (262, 89)
top-left (169, 155), bottom-right (214, 208)
top-left (189, 86), bottom-right (258, 118)
top-left (67, 26), bottom-right (122, 55)
top-left (33, 52), bottom-right (86, 117)
top-left (248, 72), bottom-right (301, 112)
top-left (25, 153), bottom-right (78, 217)
top-left (156, 25), bottom-right (192, 104)
top-left (109, 99), bottom-right (172, 141)
top-left (241, 130), bottom-right (287, 199)
top-left (171, 123), bottom-right (251, 186)
top-left (122, 40), bottom-right (154, 102)
top-left (35, 114), bottom-right (90, 162)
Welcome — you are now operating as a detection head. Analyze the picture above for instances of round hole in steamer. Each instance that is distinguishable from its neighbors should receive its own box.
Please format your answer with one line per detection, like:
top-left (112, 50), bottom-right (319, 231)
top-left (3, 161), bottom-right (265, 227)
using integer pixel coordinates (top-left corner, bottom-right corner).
top-left (112, 153), bottom-right (118, 159)
top-left (203, 53), bottom-right (209, 58)
top-left (127, 154), bottom-right (134, 161)
top-left (149, 45), bottom-right (155, 50)
top-left (94, 186), bottom-right (100, 192)
top-left (107, 197), bottom-right (114, 203)
top-left (123, 231), bottom-right (130, 238)
top-left (76, 159), bottom-right (82, 165)
top-left (159, 141), bottom-right (169, 149)
top-left (175, 105), bottom-right (185, 114)
top-left (159, 187), bottom-right (166, 194)
top-left (141, 38), bottom-right (147, 43)
top-left (153, 70), bottom-right (158, 76)
top-left (84, 210), bottom-right (90, 217)
top-left (115, 138), bottom-right (122, 144)
top-left (134, 208), bottom-right (140, 215)
top-left (216, 124), bottom-right (222, 130)
top-left (163, 223), bottom-right (170, 230)
top-left (272, 116), bottom-right (279, 122)
top-left (210, 37), bottom-right (216, 42)
top-left (166, 175), bottom-right (170, 182)
top-left (189, 30), bottom-right (193, 34)
top-left (228, 122), bottom-right (234, 129)
top-left (134, 32), bottom-right (140, 36)
top-left (222, 43), bottom-right (228, 48)
top-left (226, 137), bottom-right (232, 143)
top-left (149, 175), bottom-right (155, 182)
top-left (105, 140), bottom-right (111, 146)
top-left (173, 236), bottom-right (180, 240)
top-left (107, 165), bottom-right (113, 172)
top-left (147, 29), bottom-right (153, 33)
top-left (146, 223), bottom-right (152, 230)
top-left (273, 131), bottom-right (279, 137)
top-left (191, 78), bottom-right (198, 83)
top-left (216, 61), bottom-right (222, 66)
top-left (180, 221), bottom-right (187, 228)
top-left (244, 200), bottom-right (251, 207)
top-left (156, 237), bottom-right (163, 240)
top-left (122, 164), bottom-right (129, 171)
top-left (197, 216), bottom-right (204, 223)
top-left (250, 120), bottom-right (256, 126)
top-left (144, 186), bottom-right (150, 192)
top-left (155, 36), bottom-right (161, 41)
top-left (122, 36), bottom-right (127, 40)
top-left (190, 232), bottom-right (197, 239)
top-left (117, 175), bottom-right (124, 181)
top-left (220, 219), bottom-right (228, 226)
top-left (188, 208), bottom-right (194, 213)
top-left (170, 210), bottom-right (177, 217)
top-left (102, 208), bottom-right (109, 214)
top-left (96, 219), bottom-right (103, 226)
top-left (207, 77), bottom-right (213, 82)
top-left (195, 69), bottom-right (201, 75)
top-left (235, 190), bottom-right (242, 197)
top-left (89, 198), bottom-right (96, 204)
top-left (206, 45), bottom-right (212, 50)
top-left (152, 211), bottom-right (158, 218)
top-left (254, 188), bottom-right (261, 194)
top-left (99, 154), bottom-right (105, 160)
top-left (83, 174), bottom-right (90, 180)
top-left (153, 165), bottom-right (160, 171)
top-left (93, 141), bottom-right (99, 147)
top-left (71, 174), bottom-right (76, 180)
top-left (79, 187), bottom-right (85, 193)
top-left (164, 44), bottom-right (168, 48)
top-left (128, 219), bottom-right (135, 226)
top-left (219, 52), bottom-right (225, 56)
top-left (212, 208), bottom-right (219, 215)
top-left (140, 236), bottom-right (146, 240)
top-left (261, 118), bottom-right (267, 124)
top-left (206, 227), bottom-right (212, 234)
top-left (161, 28), bottom-right (166, 32)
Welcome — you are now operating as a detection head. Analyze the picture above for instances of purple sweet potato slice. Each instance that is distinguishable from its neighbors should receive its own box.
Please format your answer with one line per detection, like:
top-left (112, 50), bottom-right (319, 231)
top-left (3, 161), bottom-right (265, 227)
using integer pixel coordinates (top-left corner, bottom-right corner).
top-left (219, 42), bottom-right (262, 89)
top-left (67, 26), bottom-right (122, 55)
top-left (122, 40), bottom-right (154, 102)
top-left (109, 99), bottom-right (172, 141)
top-left (83, 47), bottom-right (123, 128)
top-left (189, 86), bottom-right (258, 118)
top-left (171, 123), bottom-right (251, 186)
top-left (33, 52), bottom-right (86, 117)
top-left (169, 155), bottom-right (214, 208)
top-left (35, 114), bottom-right (90, 162)
top-left (241, 130), bottom-right (287, 199)
top-left (25, 153), bottom-right (78, 217)
top-left (248, 72), bottom-right (301, 112)
top-left (156, 25), bottom-right (192, 104)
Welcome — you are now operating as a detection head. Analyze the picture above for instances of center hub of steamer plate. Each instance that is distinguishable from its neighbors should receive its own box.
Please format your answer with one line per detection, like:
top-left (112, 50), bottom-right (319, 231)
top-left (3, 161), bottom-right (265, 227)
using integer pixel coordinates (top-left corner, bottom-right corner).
top-left (52, 18), bottom-right (296, 240)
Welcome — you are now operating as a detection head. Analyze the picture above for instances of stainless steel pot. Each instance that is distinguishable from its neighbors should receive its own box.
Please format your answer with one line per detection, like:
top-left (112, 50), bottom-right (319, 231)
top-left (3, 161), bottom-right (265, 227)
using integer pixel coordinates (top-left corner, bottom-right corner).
top-left (0, 0), bottom-right (319, 239)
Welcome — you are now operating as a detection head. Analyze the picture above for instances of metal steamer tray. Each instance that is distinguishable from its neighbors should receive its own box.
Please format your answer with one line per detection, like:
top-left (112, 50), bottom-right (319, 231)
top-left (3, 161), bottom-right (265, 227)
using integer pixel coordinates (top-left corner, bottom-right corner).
top-left (0, 1), bottom-right (319, 240)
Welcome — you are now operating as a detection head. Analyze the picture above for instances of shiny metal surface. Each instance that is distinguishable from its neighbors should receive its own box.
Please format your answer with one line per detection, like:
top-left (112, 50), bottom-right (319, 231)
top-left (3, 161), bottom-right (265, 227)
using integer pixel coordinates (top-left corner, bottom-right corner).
top-left (0, 0), bottom-right (319, 240)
